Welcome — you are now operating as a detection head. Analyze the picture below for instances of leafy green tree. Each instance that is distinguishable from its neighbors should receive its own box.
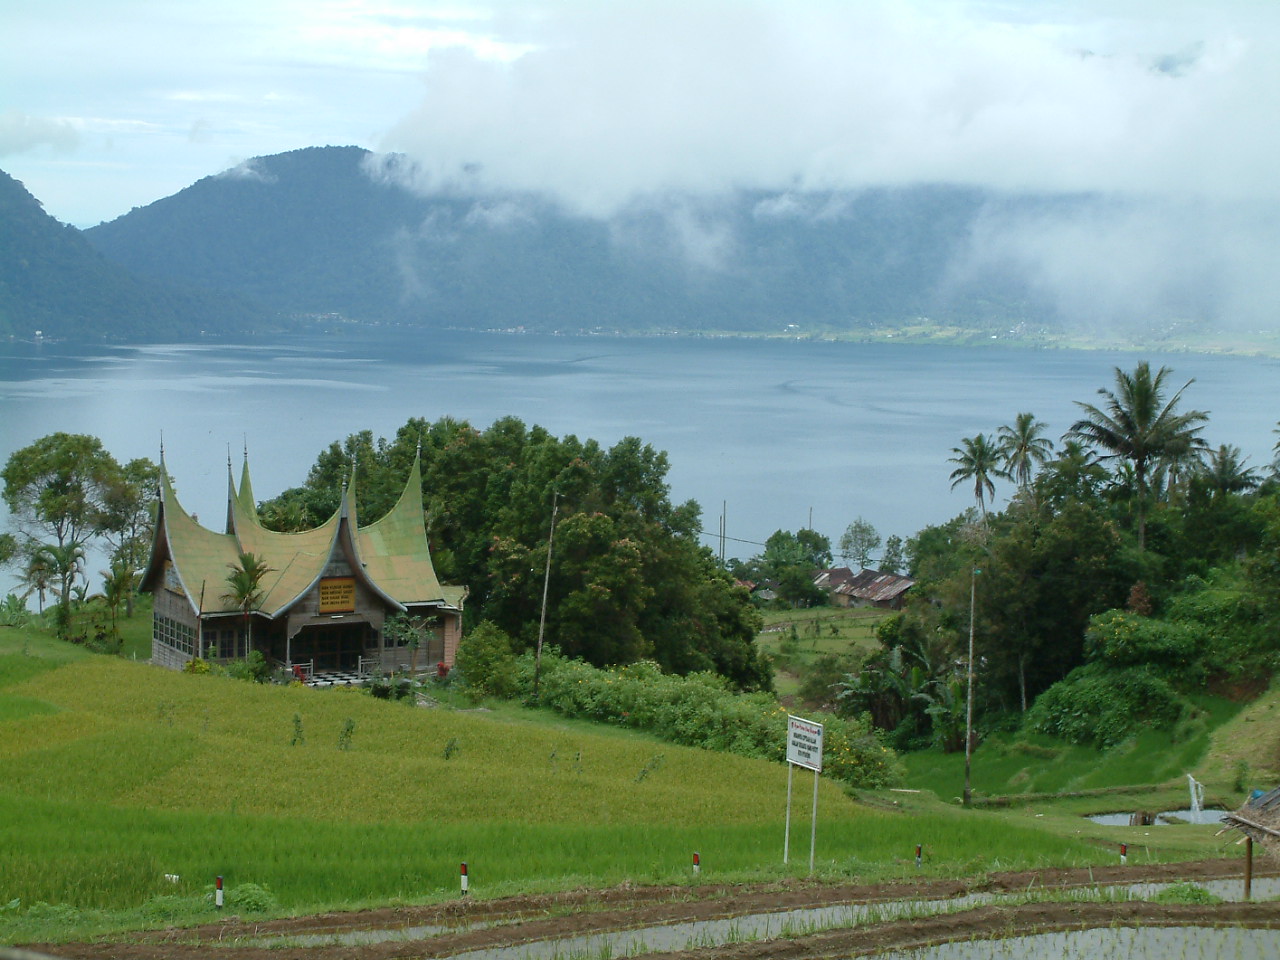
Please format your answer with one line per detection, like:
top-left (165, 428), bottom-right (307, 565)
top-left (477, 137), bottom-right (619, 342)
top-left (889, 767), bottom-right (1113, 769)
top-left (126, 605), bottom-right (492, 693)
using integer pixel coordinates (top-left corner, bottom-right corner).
top-left (997, 412), bottom-right (1054, 489)
top-left (2, 433), bottom-right (120, 553)
top-left (879, 534), bottom-right (905, 574)
top-left (1034, 439), bottom-right (1108, 509)
top-left (839, 517), bottom-right (881, 569)
top-left (258, 417), bottom-right (766, 690)
top-left (97, 457), bottom-right (160, 616)
top-left (948, 434), bottom-right (1006, 518)
top-left (221, 552), bottom-right (274, 658)
top-left (1067, 362), bottom-right (1208, 549)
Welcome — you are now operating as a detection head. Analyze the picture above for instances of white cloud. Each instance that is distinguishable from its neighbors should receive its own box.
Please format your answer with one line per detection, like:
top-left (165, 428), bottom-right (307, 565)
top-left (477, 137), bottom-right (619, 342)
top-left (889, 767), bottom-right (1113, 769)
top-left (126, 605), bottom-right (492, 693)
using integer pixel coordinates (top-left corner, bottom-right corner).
top-left (379, 0), bottom-right (1280, 214)
top-left (0, 111), bottom-right (79, 157)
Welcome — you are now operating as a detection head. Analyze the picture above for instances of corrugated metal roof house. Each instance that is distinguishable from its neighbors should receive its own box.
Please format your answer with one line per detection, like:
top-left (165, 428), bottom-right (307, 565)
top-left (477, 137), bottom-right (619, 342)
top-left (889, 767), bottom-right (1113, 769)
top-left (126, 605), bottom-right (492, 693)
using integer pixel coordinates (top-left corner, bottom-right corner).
top-left (816, 567), bottom-right (915, 610)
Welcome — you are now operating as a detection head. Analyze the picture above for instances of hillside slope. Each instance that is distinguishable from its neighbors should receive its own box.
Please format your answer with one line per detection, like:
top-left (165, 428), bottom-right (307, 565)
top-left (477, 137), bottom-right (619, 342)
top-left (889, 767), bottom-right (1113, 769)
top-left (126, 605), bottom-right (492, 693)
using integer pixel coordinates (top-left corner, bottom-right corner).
top-left (0, 170), bottom-right (258, 340)
top-left (85, 146), bottom-right (1057, 333)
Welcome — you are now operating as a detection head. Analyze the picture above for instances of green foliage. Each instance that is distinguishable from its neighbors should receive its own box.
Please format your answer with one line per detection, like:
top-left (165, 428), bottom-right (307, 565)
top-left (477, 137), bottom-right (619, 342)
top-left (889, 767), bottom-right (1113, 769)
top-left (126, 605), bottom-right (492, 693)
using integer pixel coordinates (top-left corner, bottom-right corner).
top-left (0, 594), bottom-right (31, 627)
top-left (1152, 882), bottom-right (1221, 905)
top-left (1083, 609), bottom-right (1202, 683)
top-left (222, 651), bottom-right (270, 684)
top-left (454, 620), bottom-right (520, 699)
top-left (528, 652), bottom-right (902, 788)
top-left (1023, 663), bottom-right (1183, 748)
top-left (0, 169), bottom-right (253, 340)
top-left (259, 417), bottom-right (767, 690)
top-left (226, 882), bottom-right (277, 913)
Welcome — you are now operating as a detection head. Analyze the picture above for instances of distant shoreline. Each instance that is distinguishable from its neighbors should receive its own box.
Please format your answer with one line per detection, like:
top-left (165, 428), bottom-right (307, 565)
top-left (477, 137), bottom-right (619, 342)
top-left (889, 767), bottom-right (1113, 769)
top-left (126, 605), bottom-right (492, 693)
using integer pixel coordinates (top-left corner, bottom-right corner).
top-left (467, 323), bottom-right (1280, 361)
top-left (11, 322), bottom-right (1280, 362)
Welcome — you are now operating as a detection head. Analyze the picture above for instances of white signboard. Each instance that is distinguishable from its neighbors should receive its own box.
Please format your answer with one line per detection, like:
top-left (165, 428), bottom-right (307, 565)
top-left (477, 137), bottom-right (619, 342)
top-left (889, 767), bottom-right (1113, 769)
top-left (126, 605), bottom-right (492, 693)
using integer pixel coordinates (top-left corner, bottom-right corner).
top-left (787, 715), bottom-right (824, 772)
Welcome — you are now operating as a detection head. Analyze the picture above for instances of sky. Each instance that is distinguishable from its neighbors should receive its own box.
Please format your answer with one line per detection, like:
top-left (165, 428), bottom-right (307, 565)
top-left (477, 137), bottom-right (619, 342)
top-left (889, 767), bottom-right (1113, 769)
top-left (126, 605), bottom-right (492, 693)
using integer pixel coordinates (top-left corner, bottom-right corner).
top-left (4, 0), bottom-right (1279, 228)
top-left (4, 0), bottom-right (1280, 329)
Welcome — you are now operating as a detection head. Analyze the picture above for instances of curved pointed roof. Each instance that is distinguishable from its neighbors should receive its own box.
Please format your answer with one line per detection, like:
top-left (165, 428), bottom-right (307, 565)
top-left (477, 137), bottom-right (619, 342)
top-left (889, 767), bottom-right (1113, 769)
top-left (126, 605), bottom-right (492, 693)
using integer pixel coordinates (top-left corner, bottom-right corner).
top-left (143, 456), bottom-right (461, 618)
top-left (354, 455), bottom-right (445, 605)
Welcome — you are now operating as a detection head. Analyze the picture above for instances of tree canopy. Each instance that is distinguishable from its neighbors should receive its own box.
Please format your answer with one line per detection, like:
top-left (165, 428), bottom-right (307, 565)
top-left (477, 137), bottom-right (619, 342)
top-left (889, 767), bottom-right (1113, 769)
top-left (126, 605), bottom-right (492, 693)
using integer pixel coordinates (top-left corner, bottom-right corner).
top-left (258, 416), bottom-right (771, 690)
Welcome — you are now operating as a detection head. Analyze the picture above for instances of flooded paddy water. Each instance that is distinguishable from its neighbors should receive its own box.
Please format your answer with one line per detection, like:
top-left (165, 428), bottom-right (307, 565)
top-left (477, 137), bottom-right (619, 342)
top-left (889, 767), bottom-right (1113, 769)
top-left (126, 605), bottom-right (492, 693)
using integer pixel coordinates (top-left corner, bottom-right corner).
top-left (253, 875), bottom-right (1280, 959)
top-left (876, 926), bottom-right (1280, 959)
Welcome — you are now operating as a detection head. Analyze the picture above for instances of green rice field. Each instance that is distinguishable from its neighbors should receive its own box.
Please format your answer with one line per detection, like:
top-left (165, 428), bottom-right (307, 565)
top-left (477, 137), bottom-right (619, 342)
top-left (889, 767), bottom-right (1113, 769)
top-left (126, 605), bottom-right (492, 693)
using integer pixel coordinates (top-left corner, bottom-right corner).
top-left (0, 620), bottom-right (1249, 942)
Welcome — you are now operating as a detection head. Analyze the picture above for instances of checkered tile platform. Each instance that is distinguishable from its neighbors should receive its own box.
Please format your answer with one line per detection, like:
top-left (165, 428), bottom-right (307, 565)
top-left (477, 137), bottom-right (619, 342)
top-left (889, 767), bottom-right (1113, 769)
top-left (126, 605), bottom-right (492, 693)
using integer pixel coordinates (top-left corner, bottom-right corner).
top-left (305, 670), bottom-right (368, 688)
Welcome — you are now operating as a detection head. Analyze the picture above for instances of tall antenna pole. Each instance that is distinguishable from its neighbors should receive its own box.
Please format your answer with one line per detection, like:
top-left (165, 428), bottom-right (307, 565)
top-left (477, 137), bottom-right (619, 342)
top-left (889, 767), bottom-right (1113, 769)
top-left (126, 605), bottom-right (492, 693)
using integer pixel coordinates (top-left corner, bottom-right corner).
top-left (534, 491), bottom-right (559, 697)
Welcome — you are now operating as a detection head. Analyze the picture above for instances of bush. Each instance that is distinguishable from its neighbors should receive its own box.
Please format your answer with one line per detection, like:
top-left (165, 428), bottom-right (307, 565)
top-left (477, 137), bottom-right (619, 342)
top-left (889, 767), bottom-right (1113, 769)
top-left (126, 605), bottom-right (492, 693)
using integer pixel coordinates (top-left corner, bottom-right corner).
top-left (223, 650), bottom-right (271, 684)
top-left (455, 621), bottom-right (520, 699)
top-left (226, 882), bottom-right (276, 913)
top-left (1023, 663), bottom-right (1184, 748)
top-left (1084, 610), bottom-right (1202, 683)
top-left (0, 594), bottom-right (31, 627)
top-left (523, 651), bottom-right (902, 789)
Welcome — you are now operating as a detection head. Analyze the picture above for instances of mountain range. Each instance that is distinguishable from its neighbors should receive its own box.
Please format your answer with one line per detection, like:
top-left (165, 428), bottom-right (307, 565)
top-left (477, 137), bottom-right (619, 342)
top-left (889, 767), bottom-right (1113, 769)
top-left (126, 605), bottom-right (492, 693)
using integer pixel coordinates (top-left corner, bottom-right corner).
top-left (4, 145), bottom-right (1188, 340)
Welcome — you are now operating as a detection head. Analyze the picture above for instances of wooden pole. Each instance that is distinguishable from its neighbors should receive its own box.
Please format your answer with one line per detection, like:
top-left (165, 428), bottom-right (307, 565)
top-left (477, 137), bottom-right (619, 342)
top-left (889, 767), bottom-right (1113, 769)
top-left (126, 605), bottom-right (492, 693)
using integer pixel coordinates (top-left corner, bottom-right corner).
top-left (1245, 836), bottom-right (1254, 901)
top-left (534, 493), bottom-right (559, 696)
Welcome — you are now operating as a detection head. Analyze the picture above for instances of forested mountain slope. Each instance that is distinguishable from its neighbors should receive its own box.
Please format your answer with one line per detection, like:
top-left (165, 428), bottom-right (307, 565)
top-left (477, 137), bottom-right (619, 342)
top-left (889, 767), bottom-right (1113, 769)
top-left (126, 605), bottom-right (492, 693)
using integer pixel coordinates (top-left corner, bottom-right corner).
top-left (85, 146), bottom-right (1060, 333)
top-left (0, 170), bottom-right (256, 340)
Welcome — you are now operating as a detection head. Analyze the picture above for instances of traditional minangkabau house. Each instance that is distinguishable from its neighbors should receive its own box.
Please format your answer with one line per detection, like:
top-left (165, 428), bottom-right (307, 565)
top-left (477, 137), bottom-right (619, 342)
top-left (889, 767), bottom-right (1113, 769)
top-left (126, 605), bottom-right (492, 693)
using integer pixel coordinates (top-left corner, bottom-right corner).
top-left (141, 454), bottom-right (466, 681)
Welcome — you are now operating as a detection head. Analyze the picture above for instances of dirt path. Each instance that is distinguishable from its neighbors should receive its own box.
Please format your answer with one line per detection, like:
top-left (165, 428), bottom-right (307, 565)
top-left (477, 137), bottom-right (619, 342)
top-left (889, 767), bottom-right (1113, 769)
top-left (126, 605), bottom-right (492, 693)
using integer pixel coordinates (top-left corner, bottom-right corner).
top-left (26, 860), bottom-right (1276, 960)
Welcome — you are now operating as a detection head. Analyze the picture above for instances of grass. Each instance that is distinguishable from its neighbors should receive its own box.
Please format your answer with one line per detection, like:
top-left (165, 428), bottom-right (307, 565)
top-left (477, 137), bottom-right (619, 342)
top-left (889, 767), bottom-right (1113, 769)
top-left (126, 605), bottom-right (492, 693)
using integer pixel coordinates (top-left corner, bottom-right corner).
top-left (902, 694), bottom-right (1245, 803)
top-left (0, 613), bottom-right (1262, 943)
top-left (756, 607), bottom-right (886, 699)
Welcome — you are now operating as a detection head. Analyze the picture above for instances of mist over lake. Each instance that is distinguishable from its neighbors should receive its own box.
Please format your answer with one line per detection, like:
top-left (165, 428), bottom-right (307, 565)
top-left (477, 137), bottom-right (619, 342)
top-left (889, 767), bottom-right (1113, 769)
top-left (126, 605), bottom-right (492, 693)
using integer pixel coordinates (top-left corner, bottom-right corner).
top-left (2, 330), bottom-right (1277, 584)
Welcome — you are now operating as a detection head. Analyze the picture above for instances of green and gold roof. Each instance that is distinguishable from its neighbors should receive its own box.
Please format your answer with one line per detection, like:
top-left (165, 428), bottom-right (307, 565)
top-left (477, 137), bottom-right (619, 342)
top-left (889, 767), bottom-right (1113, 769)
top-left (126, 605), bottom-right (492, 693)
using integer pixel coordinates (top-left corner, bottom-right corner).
top-left (143, 456), bottom-right (463, 618)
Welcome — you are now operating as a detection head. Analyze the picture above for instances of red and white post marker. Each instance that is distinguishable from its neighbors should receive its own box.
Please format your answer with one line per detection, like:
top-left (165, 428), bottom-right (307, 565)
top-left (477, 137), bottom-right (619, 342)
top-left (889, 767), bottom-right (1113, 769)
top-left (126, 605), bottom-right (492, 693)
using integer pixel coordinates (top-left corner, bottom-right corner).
top-left (693, 852), bottom-right (700, 877)
top-left (215, 875), bottom-right (224, 909)
top-left (1120, 843), bottom-right (1128, 865)
top-left (460, 862), bottom-right (469, 896)
top-left (915, 844), bottom-right (923, 869)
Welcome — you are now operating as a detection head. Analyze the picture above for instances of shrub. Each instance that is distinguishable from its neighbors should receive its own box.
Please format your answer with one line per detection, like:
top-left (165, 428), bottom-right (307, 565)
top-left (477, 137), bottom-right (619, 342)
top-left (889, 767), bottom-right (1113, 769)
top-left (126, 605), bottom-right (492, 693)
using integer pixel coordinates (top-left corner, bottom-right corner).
top-left (1084, 610), bottom-right (1201, 683)
top-left (455, 621), bottom-right (520, 699)
top-left (223, 650), bottom-right (270, 684)
top-left (226, 882), bottom-right (276, 913)
top-left (182, 657), bottom-right (211, 675)
top-left (1023, 663), bottom-right (1183, 748)
top-left (523, 651), bottom-right (901, 789)
top-left (0, 594), bottom-right (31, 627)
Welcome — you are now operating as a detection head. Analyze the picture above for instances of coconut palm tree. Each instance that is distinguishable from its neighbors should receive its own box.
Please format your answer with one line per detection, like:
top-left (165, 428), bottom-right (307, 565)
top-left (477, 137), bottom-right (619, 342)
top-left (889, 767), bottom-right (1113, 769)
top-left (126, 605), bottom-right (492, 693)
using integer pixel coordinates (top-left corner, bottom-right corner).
top-left (1200, 444), bottom-right (1260, 500)
top-left (997, 412), bottom-right (1054, 490)
top-left (98, 558), bottom-right (137, 641)
top-left (949, 434), bottom-right (1007, 518)
top-left (1067, 362), bottom-right (1208, 550)
top-left (221, 552), bottom-right (274, 658)
top-left (17, 548), bottom-right (54, 614)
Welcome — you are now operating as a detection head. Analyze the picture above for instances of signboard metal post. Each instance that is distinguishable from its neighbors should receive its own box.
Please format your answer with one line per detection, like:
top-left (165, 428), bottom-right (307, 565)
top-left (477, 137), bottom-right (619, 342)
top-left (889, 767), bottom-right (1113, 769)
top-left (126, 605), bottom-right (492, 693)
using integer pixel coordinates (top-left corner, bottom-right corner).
top-left (783, 715), bottom-right (824, 874)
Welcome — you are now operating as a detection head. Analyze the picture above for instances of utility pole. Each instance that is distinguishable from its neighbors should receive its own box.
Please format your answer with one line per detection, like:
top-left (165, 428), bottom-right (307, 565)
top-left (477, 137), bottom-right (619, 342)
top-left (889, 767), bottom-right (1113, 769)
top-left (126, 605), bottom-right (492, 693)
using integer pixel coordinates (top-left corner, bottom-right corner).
top-left (534, 491), bottom-right (559, 697)
top-left (963, 565), bottom-right (978, 807)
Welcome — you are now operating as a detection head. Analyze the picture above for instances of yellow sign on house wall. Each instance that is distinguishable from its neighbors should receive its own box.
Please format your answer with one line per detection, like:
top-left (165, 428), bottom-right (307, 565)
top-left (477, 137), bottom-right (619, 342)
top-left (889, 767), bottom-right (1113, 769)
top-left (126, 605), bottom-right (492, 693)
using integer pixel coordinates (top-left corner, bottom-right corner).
top-left (318, 577), bottom-right (356, 613)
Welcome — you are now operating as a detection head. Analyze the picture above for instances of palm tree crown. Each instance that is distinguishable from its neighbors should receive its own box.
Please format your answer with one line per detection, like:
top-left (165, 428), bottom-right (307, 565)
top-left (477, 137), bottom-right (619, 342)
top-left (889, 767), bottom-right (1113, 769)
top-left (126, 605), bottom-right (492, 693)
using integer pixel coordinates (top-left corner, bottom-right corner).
top-left (949, 433), bottom-right (1007, 517)
top-left (1066, 361), bottom-right (1208, 548)
top-left (221, 552), bottom-right (274, 657)
top-left (997, 412), bottom-right (1054, 489)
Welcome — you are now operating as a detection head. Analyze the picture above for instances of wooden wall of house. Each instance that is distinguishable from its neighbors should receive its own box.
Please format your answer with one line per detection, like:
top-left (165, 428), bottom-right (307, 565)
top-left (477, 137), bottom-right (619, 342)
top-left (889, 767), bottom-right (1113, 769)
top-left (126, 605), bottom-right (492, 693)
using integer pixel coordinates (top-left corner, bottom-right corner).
top-left (152, 586), bottom-right (196, 669)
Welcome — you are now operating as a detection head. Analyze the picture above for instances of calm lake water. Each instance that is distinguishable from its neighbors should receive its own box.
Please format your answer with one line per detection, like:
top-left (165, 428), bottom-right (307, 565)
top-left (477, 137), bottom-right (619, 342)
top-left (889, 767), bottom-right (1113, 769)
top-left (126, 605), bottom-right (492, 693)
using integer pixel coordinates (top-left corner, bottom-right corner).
top-left (2, 329), bottom-right (1277, 593)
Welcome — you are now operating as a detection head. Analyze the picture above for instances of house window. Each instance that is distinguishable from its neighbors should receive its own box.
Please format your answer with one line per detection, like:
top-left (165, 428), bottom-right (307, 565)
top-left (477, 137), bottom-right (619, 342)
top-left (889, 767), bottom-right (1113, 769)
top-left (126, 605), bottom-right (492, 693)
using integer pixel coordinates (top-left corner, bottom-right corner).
top-left (202, 626), bottom-right (246, 660)
top-left (154, 614), bottom-right (195, 656)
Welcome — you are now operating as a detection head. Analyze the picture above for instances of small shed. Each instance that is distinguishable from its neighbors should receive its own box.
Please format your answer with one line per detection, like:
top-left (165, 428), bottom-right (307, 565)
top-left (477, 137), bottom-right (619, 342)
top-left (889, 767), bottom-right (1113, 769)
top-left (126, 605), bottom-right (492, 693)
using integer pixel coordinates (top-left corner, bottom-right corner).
top-left (1221, 786), bottom-right (1280, 854)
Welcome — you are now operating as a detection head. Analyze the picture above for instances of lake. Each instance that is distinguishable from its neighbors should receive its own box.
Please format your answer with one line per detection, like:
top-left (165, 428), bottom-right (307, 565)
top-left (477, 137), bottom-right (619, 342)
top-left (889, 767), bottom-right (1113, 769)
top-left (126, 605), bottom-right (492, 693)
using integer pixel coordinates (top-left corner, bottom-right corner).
top-left (2, 329), bottom-right (1277, 594)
